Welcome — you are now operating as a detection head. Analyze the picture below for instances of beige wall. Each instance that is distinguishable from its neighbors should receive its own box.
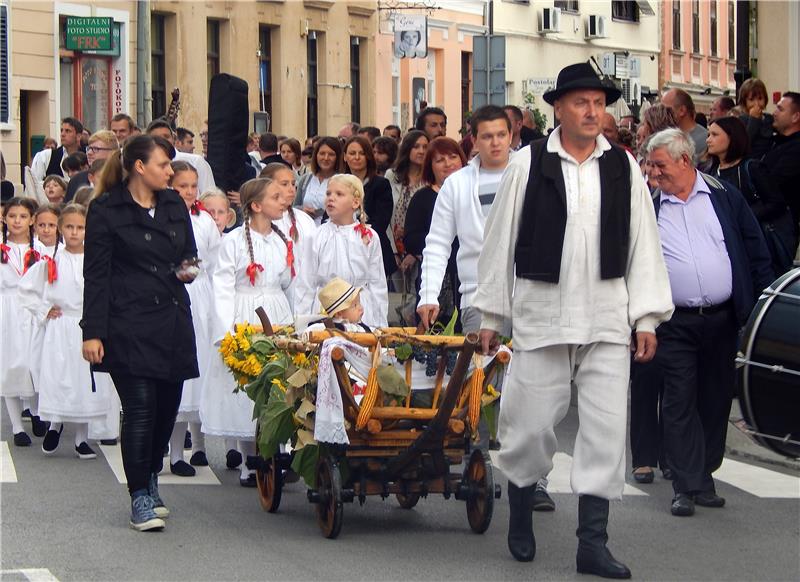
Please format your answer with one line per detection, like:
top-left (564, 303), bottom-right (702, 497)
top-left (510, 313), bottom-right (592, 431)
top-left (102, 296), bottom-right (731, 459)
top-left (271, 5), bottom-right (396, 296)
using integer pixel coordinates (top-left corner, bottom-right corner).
top-left (755, 0), bottom-right (800, 104)
top-left (1, 1), bottom-right (137, 185)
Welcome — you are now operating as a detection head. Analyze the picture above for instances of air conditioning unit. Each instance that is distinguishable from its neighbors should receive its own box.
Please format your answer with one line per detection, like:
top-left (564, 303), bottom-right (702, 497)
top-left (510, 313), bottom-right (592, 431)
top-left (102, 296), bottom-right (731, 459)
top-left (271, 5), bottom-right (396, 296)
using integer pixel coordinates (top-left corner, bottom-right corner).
top-left (539, 7), bottom-right (562, 34)
top-left (585, 15), bottom-right (608, 39)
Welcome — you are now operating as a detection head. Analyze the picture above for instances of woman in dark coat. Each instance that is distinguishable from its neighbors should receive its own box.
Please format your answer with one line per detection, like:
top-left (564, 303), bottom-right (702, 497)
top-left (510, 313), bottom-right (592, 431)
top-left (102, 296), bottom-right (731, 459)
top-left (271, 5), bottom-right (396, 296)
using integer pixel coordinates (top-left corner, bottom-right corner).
top-left (81, 135), bottom-right (199, 532)
top-left (343, 135), bottom-right (396, 278)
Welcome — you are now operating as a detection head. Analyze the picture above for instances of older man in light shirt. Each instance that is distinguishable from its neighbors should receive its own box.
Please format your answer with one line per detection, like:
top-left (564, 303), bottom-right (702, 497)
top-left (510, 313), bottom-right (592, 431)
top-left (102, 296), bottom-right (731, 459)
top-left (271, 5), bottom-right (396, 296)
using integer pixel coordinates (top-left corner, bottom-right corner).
top-left (646, 128), bottom-right (773, 518)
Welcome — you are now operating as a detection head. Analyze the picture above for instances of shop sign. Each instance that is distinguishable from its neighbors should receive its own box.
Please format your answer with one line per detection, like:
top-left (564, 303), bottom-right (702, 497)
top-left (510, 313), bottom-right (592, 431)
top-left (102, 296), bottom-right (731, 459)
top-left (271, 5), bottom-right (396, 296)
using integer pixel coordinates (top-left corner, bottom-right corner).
top-left (85, 22), bottom-right (121, 57)
top-left (65, 17), bottom-right (112, 51)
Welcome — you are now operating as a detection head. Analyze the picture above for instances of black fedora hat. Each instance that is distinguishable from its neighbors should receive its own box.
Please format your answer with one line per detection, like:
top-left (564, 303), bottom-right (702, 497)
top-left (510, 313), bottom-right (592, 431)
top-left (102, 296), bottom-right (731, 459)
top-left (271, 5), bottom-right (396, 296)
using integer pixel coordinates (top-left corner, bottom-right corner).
top-left (543, 62), bottom-right (622, 106)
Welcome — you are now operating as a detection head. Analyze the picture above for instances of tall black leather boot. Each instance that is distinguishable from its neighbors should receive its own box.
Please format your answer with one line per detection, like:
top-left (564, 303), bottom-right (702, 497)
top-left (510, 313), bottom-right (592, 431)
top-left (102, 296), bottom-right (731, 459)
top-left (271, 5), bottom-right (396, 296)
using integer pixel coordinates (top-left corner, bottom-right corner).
top-left (576, 495), bottom-right (631, 579)
top-left (507, 482), bottom-right (536, 562)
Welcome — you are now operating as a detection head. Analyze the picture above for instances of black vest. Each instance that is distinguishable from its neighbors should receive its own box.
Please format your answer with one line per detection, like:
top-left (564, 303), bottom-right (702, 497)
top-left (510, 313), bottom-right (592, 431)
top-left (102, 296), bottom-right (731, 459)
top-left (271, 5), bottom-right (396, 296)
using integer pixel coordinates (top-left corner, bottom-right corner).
top-left (514, 138), bottom-right (631, 284)
top-left (45, 146), bottom-right (66, 178)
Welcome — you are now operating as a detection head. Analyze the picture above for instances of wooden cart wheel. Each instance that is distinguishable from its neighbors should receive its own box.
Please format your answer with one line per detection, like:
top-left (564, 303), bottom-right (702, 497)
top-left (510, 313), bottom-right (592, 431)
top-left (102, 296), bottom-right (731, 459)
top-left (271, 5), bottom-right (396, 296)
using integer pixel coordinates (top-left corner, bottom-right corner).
top-left (465, 449), bottom-right (495, 534)
top-left (395, 492), bottom-right (421, 509)
top-left (315, 456), bottom-right (344, 539)
top-left (256, 456), bottom-right (283, 513)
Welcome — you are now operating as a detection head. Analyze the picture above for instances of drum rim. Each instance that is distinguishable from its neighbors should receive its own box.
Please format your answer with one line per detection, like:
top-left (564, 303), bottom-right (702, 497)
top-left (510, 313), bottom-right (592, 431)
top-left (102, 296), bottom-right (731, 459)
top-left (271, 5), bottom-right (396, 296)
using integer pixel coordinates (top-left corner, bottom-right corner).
top-left (740, 268), bottom-right (800, 455)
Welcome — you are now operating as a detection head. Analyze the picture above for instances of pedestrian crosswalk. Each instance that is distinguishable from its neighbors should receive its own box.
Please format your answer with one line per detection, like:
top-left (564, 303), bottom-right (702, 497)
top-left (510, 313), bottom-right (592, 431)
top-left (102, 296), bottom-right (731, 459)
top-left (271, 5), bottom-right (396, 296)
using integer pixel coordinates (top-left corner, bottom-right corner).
top-left (99, 444), bottom-right (221, 486)
top-left (0, 568), bottom-right (60, 582)
top-left (1, 440), bottom-right (18, 483)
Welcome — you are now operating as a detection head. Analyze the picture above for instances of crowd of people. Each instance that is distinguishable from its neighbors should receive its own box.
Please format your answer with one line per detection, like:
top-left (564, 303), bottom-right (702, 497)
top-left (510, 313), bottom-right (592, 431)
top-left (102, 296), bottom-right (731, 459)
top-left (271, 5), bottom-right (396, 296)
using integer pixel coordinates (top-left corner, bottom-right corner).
top-left (1, 62), bottom-right (798, 575)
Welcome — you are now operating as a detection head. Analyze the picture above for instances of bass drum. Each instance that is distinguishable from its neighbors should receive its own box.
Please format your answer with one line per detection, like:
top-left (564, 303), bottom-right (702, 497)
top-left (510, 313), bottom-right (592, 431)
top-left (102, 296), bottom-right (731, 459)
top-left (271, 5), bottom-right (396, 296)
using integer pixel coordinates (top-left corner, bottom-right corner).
top-left (739, 268), bottom-right (800, 459)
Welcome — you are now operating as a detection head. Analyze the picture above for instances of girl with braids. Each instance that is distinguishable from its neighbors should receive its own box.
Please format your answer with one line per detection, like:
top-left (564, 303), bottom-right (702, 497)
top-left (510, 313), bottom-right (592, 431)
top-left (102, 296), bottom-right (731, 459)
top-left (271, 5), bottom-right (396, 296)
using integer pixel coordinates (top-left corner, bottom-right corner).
top-left (201, 177), bottom-right (294, 487)
top-left (1, 197), bottom-right (44, 446)
top-left (164, 161), bottom-right (221, 476)
top-left (262, 162), bottom-right (316, 309)
top-left (81, 134), bottom-right (199, 532)
top-left (19, 204), bottom-right (114, 459)
top-left (294, 174), bottom-right (388, 328)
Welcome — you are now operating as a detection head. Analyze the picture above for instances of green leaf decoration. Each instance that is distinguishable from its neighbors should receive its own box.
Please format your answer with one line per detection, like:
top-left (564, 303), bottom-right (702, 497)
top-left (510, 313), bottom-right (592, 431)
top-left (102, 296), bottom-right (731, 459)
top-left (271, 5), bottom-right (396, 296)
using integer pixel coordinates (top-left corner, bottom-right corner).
top-left (481, 402), bottom-right (498, 441)
top-left (443, 307), bottom-right (459, 337)
top-left (376, 364), bottom-right (410, 397)
top-left (290, 443), bottom-right (319, 488)
top-left (394, 343), bottom-right (413, 362)
top-left (257, 385), bottom-right (296, 459)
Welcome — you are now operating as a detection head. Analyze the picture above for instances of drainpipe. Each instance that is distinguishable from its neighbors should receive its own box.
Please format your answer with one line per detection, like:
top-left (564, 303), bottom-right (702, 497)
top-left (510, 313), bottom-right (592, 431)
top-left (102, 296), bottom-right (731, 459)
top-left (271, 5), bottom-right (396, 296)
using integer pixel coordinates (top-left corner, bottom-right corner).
top-left (136, 0), bottom-right (152, 128)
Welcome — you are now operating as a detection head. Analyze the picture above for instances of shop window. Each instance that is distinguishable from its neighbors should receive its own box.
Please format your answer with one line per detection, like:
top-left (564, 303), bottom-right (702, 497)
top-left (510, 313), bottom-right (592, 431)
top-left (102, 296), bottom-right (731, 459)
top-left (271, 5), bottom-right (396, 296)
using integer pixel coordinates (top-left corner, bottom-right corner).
top-left (258, 26), bottom-right (272, 116)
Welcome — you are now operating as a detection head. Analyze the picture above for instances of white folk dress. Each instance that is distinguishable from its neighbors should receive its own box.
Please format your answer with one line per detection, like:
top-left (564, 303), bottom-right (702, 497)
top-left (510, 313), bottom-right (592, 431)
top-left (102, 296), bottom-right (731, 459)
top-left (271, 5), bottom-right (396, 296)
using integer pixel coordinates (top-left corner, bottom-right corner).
top-left (0, 241), bottom-right (43, 398)
top-left (17, 250), bottom-right (113, 423)
top-left (200, 226), bottom-right (293, 440)
top-left (29, 242), bottom-right (55, 391)
top-left (294, 222), bottom-right (389, 328)
top-left (275, 209), bottom-right (316, 311)
top-left (177, 210), bottom-right (221, 423)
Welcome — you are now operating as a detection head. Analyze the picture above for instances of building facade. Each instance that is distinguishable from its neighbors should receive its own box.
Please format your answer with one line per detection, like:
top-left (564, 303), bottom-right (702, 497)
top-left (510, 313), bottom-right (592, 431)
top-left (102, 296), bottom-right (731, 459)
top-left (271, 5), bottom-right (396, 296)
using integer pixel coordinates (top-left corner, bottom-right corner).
top-left (1, 0), bottom-right (380, 185)
top-left (373, 0), bottom-right (484, 137)
top-left (492, 0), bottom-right (660, 128)
top-left (659, 0), bottom-right (737, 113)
top-left (752, 0), bottom-right (800, 102)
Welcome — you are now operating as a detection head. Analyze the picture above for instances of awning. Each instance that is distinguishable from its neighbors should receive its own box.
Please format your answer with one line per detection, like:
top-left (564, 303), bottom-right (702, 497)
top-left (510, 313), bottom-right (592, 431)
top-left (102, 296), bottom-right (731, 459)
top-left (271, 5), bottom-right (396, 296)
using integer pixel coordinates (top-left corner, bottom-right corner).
top-left (636, 1), bottom-right (656, 17)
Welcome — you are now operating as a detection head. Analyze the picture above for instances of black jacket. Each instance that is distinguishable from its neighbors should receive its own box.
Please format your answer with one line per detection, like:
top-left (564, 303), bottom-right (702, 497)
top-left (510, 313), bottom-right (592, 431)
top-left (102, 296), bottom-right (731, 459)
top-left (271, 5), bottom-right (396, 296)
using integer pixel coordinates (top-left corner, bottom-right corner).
top-left (363, 175), bottom-right (396, 278)
top-left (81, 183), bottom-right (199, 381)
top-left (762, 130), bottom-right (800, 228)
top-left (65, 170), bottom-right (90, 203)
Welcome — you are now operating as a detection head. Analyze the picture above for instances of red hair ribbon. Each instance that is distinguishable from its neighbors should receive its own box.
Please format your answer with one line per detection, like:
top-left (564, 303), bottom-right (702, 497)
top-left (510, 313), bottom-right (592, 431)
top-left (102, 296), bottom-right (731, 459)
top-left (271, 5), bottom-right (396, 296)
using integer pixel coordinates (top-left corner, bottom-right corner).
top-left (0, 243), bottom-right (10, 263)
top-left (44, 256), bottom-right (58, 284)
top-left (285, 240), bottom-right (296, 278)
top-left (22, 248), bottom-right (40, 273)
top-left (354, 223), bottom-right (373, 242)
top-left (190, 200), bottom-right (209, 216)
top-left (246, 262), bottom-right (264, 286)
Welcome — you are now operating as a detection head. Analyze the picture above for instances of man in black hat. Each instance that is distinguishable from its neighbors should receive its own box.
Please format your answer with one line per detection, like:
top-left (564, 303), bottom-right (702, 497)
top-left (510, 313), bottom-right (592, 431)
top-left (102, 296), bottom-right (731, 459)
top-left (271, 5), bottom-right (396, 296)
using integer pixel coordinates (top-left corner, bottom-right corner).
top-left (474, 62), bottom-right (674, 578)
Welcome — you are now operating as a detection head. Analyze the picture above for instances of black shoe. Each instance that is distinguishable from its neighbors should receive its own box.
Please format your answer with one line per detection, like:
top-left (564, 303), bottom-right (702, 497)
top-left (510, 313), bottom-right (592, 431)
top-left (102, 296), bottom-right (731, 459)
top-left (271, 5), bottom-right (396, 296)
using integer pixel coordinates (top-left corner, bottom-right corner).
top-left (507, 482), bottom-right (536, 562)
top-left (576, 495), bottom-right (631, 579)
top-left (488, 439), bottom-right (502, 451)
top-left (671, 493), bottom-right (695, 516)
top-left (632, 468), bottom-right (655, 484)
top-left (184, 431), bottom-right (192, 450)
top-left (226, 449), bottom-right (242, 470)
top-left (283, 469), bottom-right (300, 484)
top-left (100, 438), bottom-right (118, 446)
top-left (170, 460), bottom-right (196, 477)
top-left (239, 473), bottom-right (257, 487)
top-left (21, 408), bottom-right (32, 421)
top-left (13, 432), bottom-right (32, 447)
top-left (694, 491), bottom-right (725, 508)
top-left (661, 468), bottom-right (675, 481)
top-left (532, 482), bottom-right (556, 512)
top-left (31, 415), bottom-right (48, 437)
top-left (189, 451), bottom-right (208, 466)
top-left (75, 442), bottom-right (97, 459)
top-left (42, 426), bottom-right (63, 455)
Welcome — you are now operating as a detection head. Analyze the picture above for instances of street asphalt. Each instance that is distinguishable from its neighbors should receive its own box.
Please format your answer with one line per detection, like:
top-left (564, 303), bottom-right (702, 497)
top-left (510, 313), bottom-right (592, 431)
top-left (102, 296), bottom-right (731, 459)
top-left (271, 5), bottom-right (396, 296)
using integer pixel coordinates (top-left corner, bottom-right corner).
top-left (1, 396), bottom-right (798, 582)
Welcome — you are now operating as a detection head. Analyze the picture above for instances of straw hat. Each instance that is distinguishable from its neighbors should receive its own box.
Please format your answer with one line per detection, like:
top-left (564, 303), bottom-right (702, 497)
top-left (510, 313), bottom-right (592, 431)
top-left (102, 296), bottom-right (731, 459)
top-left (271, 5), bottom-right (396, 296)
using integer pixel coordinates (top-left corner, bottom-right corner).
top-left (319, 277), bottom-right (361, 317)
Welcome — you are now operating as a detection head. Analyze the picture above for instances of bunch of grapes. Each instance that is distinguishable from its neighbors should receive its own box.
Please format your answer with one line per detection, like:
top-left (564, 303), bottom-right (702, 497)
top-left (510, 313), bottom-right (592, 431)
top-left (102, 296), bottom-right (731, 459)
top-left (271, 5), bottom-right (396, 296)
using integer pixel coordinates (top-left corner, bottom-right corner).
top-left (411, 344), bottom-right (428, 364)
top-left (445, 350), bottom-right (458, 376)
top-left (424, 349), bottom-right (439, 377)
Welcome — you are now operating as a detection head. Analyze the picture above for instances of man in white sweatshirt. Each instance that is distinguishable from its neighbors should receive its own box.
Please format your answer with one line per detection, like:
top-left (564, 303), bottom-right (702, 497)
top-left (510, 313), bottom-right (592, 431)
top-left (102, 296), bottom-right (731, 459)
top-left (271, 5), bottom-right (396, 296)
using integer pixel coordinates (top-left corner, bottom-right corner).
top-left (416, 104), bottom-right (555, 511)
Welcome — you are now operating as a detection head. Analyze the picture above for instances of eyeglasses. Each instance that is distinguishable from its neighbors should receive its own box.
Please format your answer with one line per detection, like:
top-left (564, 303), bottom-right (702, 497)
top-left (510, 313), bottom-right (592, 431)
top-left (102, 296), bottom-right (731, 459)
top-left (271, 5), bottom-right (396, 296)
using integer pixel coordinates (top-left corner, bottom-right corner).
top-left (87, 146), bottom-right (116, 153)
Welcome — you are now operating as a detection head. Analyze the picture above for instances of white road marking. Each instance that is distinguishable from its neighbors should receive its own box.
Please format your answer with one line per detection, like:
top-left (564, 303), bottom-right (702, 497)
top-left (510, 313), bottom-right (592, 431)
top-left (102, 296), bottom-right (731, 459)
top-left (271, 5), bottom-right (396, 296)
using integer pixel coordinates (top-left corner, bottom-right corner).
top-left (0, 569), bottom-right (60, 582)
top-left (1, 441), bottom-right (18, 483)
top-left (489, 450), bottom-right (648, 496)
top-left (99, 445), bottom-right (220, 486)
top-left (714, 458), bottom-right (800, 498)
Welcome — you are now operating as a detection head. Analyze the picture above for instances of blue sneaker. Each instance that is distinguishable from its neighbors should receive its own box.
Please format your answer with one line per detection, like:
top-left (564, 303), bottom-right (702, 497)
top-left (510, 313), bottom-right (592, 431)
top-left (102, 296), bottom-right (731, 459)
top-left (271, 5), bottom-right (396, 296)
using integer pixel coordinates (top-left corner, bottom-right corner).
top-left (129, 489), bottom-right (165, 531)
top-left (148, 473), bottom-right (169, 519)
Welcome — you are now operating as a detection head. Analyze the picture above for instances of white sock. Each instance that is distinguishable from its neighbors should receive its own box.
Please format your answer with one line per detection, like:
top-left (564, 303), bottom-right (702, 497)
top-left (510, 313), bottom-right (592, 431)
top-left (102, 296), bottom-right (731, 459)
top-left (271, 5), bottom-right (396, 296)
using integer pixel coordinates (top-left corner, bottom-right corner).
top-left (224, 438), bottom-right (236, 452)
top-left (29, 393), bottom-right (39, 416)
top-left (74, 423), bottom-right (88, 447)
top-left (189, 422), bottom-right (205, 453)
top-left (238, 440), bottom-right (256, 478)
top-left (169, 422), bottom-right (188, 465)
top-left (4, 397), bottom-right (25, 434)
top-left (50, 422), bottom-right (63, 433)
top-left (21, 397), bottom-right (31, 413)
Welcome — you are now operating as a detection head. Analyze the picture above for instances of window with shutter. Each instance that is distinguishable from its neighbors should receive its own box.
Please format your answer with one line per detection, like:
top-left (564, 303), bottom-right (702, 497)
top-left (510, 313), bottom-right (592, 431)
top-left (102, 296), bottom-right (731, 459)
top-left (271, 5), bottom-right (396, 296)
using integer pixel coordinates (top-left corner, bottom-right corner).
top-left (0, 4), bottom-right (9, 124)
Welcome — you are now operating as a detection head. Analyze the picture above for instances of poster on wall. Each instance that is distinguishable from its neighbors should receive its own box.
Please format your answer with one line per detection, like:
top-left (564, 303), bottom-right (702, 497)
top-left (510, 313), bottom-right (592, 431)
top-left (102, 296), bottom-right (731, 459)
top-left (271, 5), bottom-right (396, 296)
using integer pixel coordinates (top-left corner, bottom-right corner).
top-left (412, 78), bottom-right (426, 122)
top-left (394, 14), bottom-right (427, 59)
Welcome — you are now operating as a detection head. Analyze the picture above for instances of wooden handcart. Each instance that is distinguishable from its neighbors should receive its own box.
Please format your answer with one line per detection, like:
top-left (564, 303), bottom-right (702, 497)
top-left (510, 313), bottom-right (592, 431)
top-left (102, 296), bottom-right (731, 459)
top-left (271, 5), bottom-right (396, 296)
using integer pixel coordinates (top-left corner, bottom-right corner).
top-left (250, 312), bottom-right (509, 539)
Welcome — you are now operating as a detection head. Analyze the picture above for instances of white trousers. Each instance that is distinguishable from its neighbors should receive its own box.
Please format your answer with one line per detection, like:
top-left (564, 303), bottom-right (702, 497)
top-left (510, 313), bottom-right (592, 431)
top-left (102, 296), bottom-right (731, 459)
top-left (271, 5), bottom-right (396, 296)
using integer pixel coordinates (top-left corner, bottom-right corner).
top-left (496, 342), bottom-right (630, 500)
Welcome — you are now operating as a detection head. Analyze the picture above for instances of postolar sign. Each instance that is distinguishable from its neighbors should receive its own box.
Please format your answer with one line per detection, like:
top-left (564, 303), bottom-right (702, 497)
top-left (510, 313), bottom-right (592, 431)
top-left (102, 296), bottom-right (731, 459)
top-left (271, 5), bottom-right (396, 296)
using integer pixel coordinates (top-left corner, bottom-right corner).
top-left (65, 17), bottom-right (112, 51)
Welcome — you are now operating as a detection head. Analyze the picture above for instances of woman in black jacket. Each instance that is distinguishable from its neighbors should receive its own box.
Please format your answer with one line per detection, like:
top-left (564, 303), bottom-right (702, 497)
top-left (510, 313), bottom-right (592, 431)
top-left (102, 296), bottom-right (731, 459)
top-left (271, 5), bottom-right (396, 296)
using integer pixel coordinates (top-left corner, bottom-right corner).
top-left (82, 135), bottom-right (199, 532)
top-left (343, 135), bottom-right (396, 278)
